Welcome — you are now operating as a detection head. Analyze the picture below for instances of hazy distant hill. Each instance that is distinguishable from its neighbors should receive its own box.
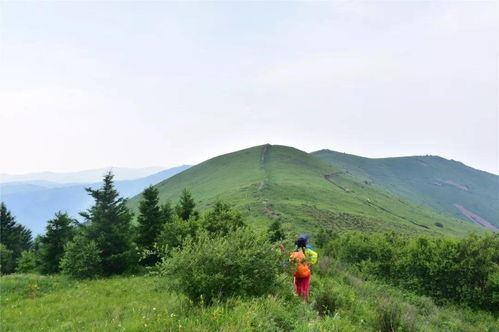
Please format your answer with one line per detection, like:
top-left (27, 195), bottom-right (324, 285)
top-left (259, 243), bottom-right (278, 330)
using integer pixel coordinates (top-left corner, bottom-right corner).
top-left (1, 165), bottom-right (190, 234)
top-left (312, 150), bottom-right (499, 231)
top-left (0, 166), bottom-right (166, 184)
top-left (129, 145), bottom-right (482, 236)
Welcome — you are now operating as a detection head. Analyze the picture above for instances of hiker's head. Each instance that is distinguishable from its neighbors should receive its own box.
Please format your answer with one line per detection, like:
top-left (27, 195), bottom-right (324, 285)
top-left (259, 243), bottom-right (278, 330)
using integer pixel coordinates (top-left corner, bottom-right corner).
top-left (296, 237), bottom-right (307, 248)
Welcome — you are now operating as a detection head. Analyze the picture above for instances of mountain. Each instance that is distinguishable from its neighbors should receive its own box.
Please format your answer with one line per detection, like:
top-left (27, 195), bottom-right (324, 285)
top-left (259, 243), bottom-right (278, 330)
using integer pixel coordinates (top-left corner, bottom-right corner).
top-left (312, 150), bottom-right (499, 231)
top-left (128, 145), bottom-right (483, 236)
top-left (0, 166), bottom-right (166, 184)
top-left (1, 165), bottom-right (190, 235)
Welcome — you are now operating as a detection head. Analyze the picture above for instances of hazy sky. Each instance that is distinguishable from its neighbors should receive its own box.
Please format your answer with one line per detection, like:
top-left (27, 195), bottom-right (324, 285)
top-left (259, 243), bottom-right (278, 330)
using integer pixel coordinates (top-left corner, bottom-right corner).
top-left (1, 1), bottom-right (497, 175)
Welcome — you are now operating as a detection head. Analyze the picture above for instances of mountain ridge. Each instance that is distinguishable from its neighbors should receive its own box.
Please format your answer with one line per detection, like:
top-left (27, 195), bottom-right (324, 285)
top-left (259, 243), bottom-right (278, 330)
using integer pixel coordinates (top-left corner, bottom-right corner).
top-left (129, 144), bottom-right (484, 236)
top-left (312, 149), bottom-right (499, 230)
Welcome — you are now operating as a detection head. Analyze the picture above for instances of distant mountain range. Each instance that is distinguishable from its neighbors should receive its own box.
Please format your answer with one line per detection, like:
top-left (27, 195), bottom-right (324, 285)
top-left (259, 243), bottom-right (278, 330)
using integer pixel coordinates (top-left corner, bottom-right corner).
top-left (0, 166), bottom-right (166, 184)
top-left (1, 166), bottom-right (190, 235)
top-left (128, 145), bottom-right (487, 236)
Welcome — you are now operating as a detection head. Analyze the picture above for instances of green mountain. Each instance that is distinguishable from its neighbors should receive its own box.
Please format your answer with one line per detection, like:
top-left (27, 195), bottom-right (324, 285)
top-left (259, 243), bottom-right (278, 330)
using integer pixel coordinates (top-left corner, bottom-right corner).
top-left (129, 145), bottom-right (483, 236)
top-left (312, 150), bottom-right (499, 231)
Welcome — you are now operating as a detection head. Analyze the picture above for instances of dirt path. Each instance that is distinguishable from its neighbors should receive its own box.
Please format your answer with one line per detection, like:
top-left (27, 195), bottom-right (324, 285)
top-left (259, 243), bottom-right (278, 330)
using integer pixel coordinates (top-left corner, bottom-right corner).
top-left (454, 204), bottom-right (498, 231)
top-left (260, 144), bottom-right (270, 166)
top-left (323, 173), bottom-right (349, 192)
top-left (324, 172), bottom-right (343, 179)
top-left (262, 199), bottom-right (276, 218)
top-left (364, 199), bottom-right (430, 229)
top-left (258, 145), bottom-right (271, 191)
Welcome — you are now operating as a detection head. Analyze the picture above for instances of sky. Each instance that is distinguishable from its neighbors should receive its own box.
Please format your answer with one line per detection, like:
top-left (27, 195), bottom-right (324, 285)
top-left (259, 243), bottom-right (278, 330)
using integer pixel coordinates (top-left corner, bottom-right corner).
top-left (1, 1), bottom-right (498, 175)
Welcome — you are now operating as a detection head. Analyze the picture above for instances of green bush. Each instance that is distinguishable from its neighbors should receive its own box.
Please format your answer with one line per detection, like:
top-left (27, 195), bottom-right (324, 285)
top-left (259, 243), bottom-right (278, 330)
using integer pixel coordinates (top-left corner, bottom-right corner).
top-left (373, 298), bottom-right (418, 332)
top-left (156, 227), bottom-right (282, 304)
top-left (374, 298), bottom-right (402, 332)
top-left (314, 289), bottom-right (339, 316)
top-left (16, 251), bottom-right (37, 273)
top-left (201, 201), bottom-right (245, 236)
top-left (325, 232), bottom-right (499, 311)
top-left (60, 235), bottom-right (102, 279)
top-left (156, 215), bottom-right (200, 252)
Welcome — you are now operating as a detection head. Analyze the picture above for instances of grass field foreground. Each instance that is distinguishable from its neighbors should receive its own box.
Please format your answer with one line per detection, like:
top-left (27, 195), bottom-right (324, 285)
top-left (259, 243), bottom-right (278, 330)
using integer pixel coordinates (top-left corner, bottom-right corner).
top-left (2, 265), bottom-right (497, 332)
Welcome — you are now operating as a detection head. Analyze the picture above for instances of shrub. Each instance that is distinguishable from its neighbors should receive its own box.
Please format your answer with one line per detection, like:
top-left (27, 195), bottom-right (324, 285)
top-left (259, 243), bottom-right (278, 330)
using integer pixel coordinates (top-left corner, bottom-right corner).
top-left (326, 232), bottom-right (499, 311)
top-left (268, 219), bottom-right (285, 243)
top-left (60, 235), bottom-right (102, 279)
top-left (156, 227), bottom-right (282, 304)
top-left (156, 215), bottom-right (200, 253)
top-left (16, 251), bottom-right (37, 273)
top-left (315, 228), bottom-right (334, 248)
top-left (314, 289), bottom-right (339, 316)
top-left (434, 222), bottom-right (443, 228)
top-left (316, 256), bottom-right (334, 277)
top-left (374, 298), bottom-right (402, 332)
top-left (201, 201), bottom-right (246, 236)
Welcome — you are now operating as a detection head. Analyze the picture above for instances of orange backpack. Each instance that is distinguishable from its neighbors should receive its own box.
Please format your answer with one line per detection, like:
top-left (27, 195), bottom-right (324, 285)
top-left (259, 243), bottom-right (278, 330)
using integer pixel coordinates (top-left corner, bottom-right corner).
top-left (290, 250), bottom-right (311, 278)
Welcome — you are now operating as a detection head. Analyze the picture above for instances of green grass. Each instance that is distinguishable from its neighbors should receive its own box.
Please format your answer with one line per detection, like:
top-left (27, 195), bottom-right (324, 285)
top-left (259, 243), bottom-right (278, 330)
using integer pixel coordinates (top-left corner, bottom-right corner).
top-left (2, 266), bottom-right (497, 331)
top-left (312, 149), bottom-right (499, 230)
top-left (128, 145), bottom-right (484, 236)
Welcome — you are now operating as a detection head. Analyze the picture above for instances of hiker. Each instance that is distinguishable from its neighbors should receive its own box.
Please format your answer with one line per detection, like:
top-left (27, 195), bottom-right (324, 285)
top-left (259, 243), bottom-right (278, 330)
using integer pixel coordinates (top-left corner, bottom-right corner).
top-left (290, 235), bottom-right (318, 300)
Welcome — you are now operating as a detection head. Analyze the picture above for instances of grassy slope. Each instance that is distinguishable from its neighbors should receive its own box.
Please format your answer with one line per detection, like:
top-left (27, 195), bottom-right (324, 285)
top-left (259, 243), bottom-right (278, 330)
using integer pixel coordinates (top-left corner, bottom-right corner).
top-left (312, 150), bottom-right (499, 229)
top-left (128, 145), bottom-right (483, 236)
top-left (2, 271), bottom-right (497, 331)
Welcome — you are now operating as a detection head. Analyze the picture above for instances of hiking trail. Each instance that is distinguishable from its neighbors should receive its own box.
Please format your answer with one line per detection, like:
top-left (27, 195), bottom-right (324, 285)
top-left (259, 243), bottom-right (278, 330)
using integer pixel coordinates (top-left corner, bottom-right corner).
top-left (258, 144), bottom-right (271, 191)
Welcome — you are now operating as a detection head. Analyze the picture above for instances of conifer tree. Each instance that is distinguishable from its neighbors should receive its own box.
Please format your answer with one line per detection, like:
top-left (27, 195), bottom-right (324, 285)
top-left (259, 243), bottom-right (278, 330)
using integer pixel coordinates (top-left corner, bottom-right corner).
top-left (136, 186), bottom-right (171, 265)
top-left (175, 189), bottom-right (198, 221)
top-left (0, 202), bottom-right (32, 273)
top-left (80, 172), bottom-right (134, 275)
top-left (136, 186), bottom-right (163, 251)
top-left (38, 212), bottom-right (77, 274)
top-left (160, 202), bottom-right (173, 223)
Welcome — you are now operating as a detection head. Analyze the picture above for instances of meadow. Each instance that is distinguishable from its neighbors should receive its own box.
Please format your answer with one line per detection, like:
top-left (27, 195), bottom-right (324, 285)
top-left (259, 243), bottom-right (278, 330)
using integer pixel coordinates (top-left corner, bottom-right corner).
top-left (2, 260), bottom-right (497, 332)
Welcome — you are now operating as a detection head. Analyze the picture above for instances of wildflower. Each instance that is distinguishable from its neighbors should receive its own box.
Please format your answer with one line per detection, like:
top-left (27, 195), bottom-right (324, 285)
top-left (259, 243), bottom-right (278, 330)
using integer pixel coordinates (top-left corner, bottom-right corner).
top-left (153, 307), bottom-right (156, 311)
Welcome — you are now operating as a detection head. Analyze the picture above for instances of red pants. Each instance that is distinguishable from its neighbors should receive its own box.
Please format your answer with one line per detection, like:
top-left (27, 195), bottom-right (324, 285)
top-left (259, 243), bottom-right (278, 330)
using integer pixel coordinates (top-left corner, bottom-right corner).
top-left (294, 275), bottom-right (311, 299)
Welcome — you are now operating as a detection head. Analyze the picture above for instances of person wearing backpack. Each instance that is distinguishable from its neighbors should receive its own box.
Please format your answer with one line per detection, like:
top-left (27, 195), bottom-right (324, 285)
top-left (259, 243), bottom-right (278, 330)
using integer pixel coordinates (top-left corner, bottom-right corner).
top-left (290, 235), bottom-right (318, 300)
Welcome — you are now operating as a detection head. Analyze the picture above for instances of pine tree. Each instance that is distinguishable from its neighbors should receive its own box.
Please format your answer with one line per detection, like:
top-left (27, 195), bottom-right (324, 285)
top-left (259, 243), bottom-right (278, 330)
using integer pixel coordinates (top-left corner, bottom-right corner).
top-left (38, 212), bottom-right (77, 274)
top-left (80, 172), bottom-right (135, 275)
top-left (160, 202), bottom-right (173, 223)
top-left (0, 202), bottom-right (32, 273)
top-left (175, 189), bottom-right (198, 221)
top-left (136, 186), bottom-right (170, 265)
top-left (1, 202), bottom-right (17, 250)
top-left (136, 186), bottom-right (162, 249)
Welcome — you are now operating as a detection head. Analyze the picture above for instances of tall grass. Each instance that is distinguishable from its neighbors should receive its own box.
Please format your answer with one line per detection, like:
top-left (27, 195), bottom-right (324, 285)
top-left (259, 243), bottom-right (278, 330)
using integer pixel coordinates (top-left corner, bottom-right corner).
top-left (2, 261), bottom-right (497, 331)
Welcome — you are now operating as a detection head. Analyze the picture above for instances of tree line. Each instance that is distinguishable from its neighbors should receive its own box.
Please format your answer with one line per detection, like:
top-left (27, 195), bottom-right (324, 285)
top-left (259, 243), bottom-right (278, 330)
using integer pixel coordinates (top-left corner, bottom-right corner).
top-left (0, 172), bottom-right (286, 279)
